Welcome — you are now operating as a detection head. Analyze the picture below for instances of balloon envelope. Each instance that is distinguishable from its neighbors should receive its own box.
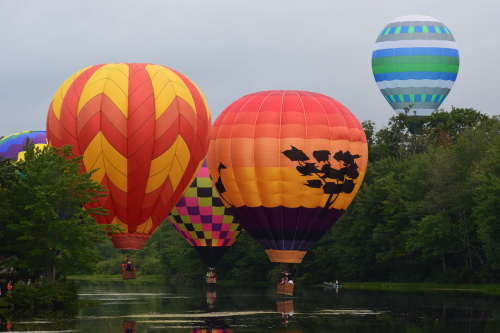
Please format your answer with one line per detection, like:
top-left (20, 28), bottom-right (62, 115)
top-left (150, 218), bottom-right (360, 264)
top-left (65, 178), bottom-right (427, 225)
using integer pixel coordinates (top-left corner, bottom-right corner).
top-left (168, 159), bottom-right (243, 267)
top-left (46, 63), bottom-right (211, 250)
top-left (0, 131), bottom-right (47, 161)
top-left (207, 90), bottom-right (368, 263)
top-left (372, 15), bottom-right (459, 116)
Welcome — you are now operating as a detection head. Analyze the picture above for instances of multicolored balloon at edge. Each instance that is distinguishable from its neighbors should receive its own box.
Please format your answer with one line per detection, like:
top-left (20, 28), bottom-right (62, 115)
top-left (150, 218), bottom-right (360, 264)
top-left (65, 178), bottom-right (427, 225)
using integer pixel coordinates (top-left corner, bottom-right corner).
top-left (0, 131), bottom-right (48, 161)
top-left (372, 15), bottom-right (459, 116)
top-left (46, 63), bottom-right (211, 250)
top-left (168, 159), bottom-right (244, 267)
top-left (207, 90), bottom-right (368, 264)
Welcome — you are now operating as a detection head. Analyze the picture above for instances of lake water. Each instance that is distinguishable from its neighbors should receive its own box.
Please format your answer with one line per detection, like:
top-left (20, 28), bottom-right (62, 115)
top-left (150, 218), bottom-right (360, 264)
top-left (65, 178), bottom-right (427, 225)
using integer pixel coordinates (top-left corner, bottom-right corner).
top-left (2, 280), bottom-right (500, 332)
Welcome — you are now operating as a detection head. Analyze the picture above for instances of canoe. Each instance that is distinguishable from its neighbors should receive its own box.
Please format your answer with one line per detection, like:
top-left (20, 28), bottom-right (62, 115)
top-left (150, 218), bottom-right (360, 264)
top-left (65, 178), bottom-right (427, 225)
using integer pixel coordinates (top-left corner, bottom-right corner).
top-left (324, 282), bottom-right (342, 287)
top-left (206, 277), bottom-right (217, 285)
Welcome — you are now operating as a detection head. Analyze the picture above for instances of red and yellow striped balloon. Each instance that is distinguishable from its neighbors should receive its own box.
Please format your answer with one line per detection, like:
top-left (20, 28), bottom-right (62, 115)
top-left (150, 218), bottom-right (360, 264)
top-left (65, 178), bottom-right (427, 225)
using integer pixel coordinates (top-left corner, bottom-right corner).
top-left (46, 63), bottom-right (211, 250)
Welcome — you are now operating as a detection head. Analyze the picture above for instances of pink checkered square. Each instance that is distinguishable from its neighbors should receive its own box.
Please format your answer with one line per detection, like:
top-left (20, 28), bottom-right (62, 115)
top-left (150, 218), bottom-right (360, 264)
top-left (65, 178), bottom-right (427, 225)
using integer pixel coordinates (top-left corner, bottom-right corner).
top-left (198, 168), bottom-right (210, 177)
top-left (190, 215), bottom-right (201, 224)
top-left (212, 215), bottom-right (223, 224)
top-left (185, 197), bottom-right (199, 207)
top-left (199, 206), bottom-right (212, 215)
top-left (176, 206), bottom-right (188, 215)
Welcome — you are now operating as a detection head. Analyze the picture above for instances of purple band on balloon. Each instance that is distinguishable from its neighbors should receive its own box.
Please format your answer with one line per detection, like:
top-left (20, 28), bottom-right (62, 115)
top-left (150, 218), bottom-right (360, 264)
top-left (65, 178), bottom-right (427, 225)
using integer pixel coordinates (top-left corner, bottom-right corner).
top-left (229, 205), bottom-right (344, 251)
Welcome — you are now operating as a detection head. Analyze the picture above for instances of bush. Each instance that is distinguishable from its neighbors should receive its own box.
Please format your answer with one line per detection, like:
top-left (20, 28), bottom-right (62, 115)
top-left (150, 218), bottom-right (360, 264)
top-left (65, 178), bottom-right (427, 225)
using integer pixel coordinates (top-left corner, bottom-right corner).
top-left (95, 256), bottom-right (125, 275)
top-left (9, 278), bottom-right (79, 310)
top-left (137, 257), bottom-right (160, 275)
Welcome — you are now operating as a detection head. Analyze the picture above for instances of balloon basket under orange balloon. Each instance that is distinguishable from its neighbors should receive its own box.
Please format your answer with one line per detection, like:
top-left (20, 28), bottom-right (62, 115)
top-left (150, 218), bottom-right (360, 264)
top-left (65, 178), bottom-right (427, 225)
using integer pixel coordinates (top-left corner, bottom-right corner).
top-left (277, 283), bottom-right (294, 296)
top-left (265, 249), bottom-right (306, 263)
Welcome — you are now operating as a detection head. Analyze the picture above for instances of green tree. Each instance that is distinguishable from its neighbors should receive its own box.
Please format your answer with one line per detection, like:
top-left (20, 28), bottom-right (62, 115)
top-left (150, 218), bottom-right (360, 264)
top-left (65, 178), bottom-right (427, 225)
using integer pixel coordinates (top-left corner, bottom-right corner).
top-left (0, 143), bottom-right (111, 281)
top-left (406, 213), bottom-right (455, 271)
top-left (473, 136), bottom-right (500, 274)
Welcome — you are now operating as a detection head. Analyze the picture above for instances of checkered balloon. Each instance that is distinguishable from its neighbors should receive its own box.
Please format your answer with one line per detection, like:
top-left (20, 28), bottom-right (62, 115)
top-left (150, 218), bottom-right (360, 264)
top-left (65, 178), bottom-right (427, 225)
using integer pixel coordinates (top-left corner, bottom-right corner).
top-left (168, 159), bottom-right (243, 266)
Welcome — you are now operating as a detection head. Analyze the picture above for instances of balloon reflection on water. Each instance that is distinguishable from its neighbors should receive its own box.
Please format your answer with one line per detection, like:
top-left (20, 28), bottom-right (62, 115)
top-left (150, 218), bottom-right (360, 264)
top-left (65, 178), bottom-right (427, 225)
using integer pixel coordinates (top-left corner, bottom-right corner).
top-left (206, 290), bottom-right (217, 310)
top-left (122, 320), bottom-right (136, 333)
top-left (277, 300), bottom-right (295, 327)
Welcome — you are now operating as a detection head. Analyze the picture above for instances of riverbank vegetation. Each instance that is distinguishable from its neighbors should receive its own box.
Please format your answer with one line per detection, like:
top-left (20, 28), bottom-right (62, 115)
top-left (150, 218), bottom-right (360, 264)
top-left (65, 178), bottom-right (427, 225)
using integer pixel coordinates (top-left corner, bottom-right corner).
top-left (8, 279), bottom-right (79, 310)
top-left (334, 282), bottom-right (500, 295)
top-left (0, 144), bottom-right (114, 312)
top-left (0, 145), bottom-right (115, 282)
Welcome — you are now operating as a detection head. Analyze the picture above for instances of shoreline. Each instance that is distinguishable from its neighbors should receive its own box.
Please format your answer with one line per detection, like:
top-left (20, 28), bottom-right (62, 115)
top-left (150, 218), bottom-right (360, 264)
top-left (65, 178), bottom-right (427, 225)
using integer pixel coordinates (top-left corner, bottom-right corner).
top-left (67, 276), bottom-right (500, 295)
top-left (67, 275), bottom-right (163, 282)
top-left (67, 275), bottom-right (271, 286)
top-left (319, 282), bottom-right (500, 295)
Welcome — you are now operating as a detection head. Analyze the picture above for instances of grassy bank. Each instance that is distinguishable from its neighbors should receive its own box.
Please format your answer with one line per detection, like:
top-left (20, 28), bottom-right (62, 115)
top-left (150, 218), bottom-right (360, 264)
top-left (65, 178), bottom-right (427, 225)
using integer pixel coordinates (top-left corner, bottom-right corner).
top-left (67, 275), bottom-right (273, 286)
top-left (324, 282), bottom-right (500, 295)
top-left (67, 274), bottom-right (163, 282)
top-left (216, 280), bottom-right (270, 287)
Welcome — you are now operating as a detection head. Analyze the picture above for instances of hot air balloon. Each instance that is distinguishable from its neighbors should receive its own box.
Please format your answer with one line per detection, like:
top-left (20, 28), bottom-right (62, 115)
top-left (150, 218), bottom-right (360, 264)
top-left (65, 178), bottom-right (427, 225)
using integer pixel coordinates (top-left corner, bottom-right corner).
top-left (207, 90), bottom-right (368, 263)
top-left (167, 159), bottom-right (244, 267)
top-left (372, 15), bottom-right (459, 116)
top-left (0, 131), bottom-right (47, 161)
top-left (46, 63), bottom-right (211, 250)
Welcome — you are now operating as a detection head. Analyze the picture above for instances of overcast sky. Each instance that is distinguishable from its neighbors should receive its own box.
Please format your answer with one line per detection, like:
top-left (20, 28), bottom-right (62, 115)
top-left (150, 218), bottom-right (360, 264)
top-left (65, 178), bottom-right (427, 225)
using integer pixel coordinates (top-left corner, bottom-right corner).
top-left (0, 0), bottom-right (496, 136)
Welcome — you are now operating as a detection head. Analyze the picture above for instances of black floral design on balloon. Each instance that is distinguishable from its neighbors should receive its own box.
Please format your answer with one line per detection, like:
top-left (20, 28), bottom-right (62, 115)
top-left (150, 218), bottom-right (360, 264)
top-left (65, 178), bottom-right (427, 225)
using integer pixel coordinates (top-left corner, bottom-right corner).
top-left (282, 145), bottom-right (361, 219)
top-left (215, 162), bottom-right (233, 207)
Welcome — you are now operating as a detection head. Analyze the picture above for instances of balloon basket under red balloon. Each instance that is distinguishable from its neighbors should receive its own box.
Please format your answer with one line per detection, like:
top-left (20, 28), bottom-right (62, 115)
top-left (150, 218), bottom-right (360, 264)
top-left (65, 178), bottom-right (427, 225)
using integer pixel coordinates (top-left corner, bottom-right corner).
top-left (123, 268), bottom-right (137, 280)
top-left (122, 321), bottom-right (136, 332)
top-left (111, 233), bottom-right (150, 250)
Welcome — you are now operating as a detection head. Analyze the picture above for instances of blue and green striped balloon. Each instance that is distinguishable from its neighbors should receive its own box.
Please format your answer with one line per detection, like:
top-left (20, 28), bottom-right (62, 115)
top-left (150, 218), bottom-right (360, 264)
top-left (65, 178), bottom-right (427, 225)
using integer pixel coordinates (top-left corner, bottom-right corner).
top-left (372, 15), bottom-right (459, 116)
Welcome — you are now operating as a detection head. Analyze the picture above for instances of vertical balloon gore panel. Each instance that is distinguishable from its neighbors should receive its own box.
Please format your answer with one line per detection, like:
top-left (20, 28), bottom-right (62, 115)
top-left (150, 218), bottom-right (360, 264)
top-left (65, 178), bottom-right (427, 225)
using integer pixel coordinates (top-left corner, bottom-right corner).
top-left (46, 63), bottom-right (211, 250)
top-left (208, 91), bottom-right (368, 263)
top-left (373, 15), bottom-right (459, 116)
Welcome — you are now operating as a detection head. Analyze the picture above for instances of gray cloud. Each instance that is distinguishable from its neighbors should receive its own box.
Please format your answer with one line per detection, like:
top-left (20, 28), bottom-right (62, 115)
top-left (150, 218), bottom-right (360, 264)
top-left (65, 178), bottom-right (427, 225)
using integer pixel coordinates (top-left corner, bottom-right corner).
top-left (0, 0), bottom-right (497, 136)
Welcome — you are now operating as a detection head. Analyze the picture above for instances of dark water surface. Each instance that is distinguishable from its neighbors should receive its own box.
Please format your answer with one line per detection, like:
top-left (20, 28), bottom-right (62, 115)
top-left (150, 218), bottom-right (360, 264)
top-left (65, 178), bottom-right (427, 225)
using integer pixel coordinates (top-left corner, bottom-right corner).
top-left (2, 280), bottom-right (500, 332)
